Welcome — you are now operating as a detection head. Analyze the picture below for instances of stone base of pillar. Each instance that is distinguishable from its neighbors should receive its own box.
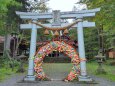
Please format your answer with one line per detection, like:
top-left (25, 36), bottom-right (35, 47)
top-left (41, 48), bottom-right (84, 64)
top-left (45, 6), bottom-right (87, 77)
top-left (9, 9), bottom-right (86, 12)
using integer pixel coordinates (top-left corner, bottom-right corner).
top-left (24, 75), bottom-right (35, 81)
top-left (78, 75), bottom-right (93, 82)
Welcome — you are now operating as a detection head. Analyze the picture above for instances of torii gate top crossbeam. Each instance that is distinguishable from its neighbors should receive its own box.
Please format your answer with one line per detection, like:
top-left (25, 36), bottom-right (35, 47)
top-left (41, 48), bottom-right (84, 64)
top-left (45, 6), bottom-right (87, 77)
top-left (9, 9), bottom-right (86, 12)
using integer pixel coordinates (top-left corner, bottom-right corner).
top-left (16, 8), bottom-right (100, 19)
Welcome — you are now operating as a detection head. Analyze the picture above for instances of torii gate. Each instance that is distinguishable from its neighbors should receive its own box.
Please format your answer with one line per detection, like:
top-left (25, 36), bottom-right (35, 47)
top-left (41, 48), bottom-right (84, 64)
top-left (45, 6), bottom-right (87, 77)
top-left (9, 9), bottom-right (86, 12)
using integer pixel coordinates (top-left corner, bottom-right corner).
top-left (16, 8), bottom-right (100, 81)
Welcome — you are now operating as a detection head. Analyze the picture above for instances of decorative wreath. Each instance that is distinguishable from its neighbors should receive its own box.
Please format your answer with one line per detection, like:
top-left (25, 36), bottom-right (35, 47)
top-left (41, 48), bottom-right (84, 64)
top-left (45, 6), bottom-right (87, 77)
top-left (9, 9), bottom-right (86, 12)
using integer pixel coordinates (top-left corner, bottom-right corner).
top-left (34, 41), bottom-right (80, 81)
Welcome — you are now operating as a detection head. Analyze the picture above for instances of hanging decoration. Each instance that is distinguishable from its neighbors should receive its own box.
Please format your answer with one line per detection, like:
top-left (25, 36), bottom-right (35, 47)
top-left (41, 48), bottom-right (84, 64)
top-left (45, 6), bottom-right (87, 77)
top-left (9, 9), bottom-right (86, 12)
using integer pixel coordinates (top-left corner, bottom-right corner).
top-left (30, 19), bottom-right (82, 36)
top-left (54, 30), bottom-right (59, 36)
top-left (34, 41), bottom-right (80, 81)
top-left (44, 29), bottom-right (49, 35)
top-left (63, 29), bottom-right (69, 34)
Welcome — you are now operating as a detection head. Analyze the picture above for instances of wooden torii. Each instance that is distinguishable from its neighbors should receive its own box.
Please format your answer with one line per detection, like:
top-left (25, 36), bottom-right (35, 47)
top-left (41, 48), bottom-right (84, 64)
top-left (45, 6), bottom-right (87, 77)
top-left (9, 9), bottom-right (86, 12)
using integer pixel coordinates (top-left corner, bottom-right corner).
top-left (16, 8), bottom-right (100, 81)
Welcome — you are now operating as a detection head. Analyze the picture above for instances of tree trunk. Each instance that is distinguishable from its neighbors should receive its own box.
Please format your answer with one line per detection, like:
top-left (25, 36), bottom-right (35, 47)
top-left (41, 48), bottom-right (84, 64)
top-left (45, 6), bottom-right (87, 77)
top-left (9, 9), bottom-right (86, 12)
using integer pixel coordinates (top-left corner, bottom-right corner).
top-left (3, 34), bottom-right (11, 56)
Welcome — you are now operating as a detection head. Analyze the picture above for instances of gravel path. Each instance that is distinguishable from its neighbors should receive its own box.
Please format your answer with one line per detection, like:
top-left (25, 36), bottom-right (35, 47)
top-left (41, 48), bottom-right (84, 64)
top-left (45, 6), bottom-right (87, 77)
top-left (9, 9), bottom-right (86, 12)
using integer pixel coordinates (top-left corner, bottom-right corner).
top-left (0, 74), bottom-right (115, 86)
top-left (0, 63), bottom-right (115, 86)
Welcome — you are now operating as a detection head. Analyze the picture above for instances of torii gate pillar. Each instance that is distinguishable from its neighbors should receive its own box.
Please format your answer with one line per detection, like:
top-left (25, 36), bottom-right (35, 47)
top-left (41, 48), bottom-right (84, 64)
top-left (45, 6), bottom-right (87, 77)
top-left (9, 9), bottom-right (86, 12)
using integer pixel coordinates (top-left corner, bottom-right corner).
top-left (24, 20), bottom-right (37, 81)
top-left (77, 19), bottom-right (92, 81)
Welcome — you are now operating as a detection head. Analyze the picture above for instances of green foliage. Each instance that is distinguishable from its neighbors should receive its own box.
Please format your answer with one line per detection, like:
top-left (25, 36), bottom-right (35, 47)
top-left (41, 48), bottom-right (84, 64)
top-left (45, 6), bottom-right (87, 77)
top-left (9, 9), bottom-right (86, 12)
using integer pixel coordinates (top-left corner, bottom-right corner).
top-left (0, 0), bottom-right (10, 35)
top-left (15, 0), bottom-right (30, 11)
top-left (0, 0), bottom-right (31, 36)
top-left (83, 0), bottom-right (115, 49)
top-left (69, 28), bottom-right (77, 40)
top-left (0, 0), bottom-right (12, 12)
top-left (69, 27), bottom-right (99, 58)
top-left (74, 0), bottom-right (115, 58)
top-left (0, 0), bottom-right (22, 35)
top-left (84, 28), bottom-right (99, 58)
top-left (0, 55), bottom-right (21, 81)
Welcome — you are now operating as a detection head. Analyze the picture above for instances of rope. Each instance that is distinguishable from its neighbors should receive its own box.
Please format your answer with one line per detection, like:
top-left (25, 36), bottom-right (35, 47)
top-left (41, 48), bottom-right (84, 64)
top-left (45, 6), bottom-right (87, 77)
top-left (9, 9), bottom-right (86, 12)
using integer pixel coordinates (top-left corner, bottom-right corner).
top-left (30, 19), bottom-right (82, 31)
top-left (80, 58), bottom-right (87, 62)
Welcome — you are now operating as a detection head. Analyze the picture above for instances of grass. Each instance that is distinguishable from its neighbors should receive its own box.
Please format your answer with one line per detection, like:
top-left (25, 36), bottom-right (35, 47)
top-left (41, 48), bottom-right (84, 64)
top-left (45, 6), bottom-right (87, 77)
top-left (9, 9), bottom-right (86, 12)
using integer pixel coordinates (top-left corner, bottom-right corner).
top-left (87, 61), bottom-right (115, 81)
top-left (43, 61), bottom-right (115, 81)
top-left (0, 61), bottom-right (27, 82)
top-left (0, 67), bottom-right (16, 82)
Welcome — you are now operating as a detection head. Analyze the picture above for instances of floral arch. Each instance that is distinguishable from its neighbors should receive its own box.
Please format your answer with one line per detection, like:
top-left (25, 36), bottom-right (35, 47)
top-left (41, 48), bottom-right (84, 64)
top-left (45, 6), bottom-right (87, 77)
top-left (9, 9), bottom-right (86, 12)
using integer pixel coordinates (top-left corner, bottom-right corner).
top-left (34, 41), bottom-right (80, 81)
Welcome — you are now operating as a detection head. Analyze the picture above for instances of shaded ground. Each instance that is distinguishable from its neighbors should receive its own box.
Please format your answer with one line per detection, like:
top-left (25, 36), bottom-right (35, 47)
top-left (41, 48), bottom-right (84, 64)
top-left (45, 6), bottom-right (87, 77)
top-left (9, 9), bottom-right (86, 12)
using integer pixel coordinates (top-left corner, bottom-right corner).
top-left (43, 63), bottom-right (73, 80)
top-left (0, 63), bottom-right (115, 86)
